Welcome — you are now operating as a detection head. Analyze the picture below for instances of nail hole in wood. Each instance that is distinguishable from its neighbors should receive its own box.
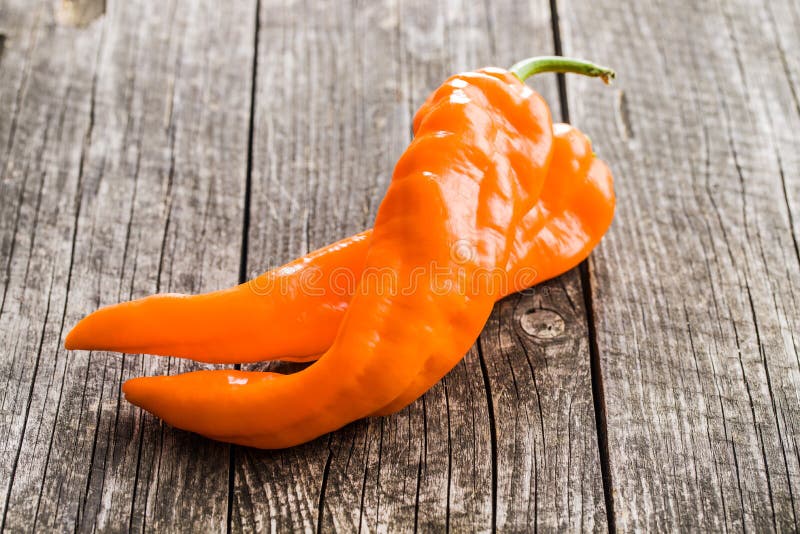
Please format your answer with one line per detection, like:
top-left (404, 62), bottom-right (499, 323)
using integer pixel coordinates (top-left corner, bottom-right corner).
top-left (616, 89), bottom-right (634, 140)
top-left (520, 308), bottom-right (565, 339)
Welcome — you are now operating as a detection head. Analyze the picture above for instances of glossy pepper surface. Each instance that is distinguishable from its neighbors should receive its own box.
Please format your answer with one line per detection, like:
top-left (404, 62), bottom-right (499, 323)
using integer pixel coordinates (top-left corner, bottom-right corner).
top-left (65, 123), bottom-right (614, 365)
top-left (124, 64), bottom-right (556, 449)
top-left (67, 57), bottom-right (616, 449)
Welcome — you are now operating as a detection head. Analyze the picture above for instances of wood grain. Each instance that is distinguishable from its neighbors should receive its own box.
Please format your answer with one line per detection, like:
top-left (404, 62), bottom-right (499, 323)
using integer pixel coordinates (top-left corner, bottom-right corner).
top-left (11, 0), bottom-right (800, 530)
top-left (560, 0), bottom-right (800, 529)
top-left (233, 0), bottom-right (605, 531)
top-left (0, 0), bottom-right (254, 530)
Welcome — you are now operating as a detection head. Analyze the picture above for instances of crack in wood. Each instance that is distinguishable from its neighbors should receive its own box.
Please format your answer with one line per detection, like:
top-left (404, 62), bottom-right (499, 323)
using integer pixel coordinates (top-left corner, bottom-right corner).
top-left (581, 262), bottom-right (616, 533)
top-left (616, 90), bottom-right (634, 140)
top-left (476, 338), bottom-right (498, 534)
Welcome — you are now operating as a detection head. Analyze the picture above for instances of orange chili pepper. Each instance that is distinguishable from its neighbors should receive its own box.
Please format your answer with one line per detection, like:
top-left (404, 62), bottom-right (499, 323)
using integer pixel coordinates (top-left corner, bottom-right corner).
top-left (68, 57), bottom-right (615, 449)
top-left (65, 123), bottom-right (614, 367)
top-left (375, 123), bottom-right (615, 416)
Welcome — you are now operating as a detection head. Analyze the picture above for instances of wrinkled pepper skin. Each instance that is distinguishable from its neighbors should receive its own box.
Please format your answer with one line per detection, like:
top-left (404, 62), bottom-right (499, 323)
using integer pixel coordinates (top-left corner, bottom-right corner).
top-left (120, 68), bottom-right (555, 448)
top-left (506, 124), bottom-right (615, 287)
top-left (64, 124), bottom-right (614, 364)
top-left (374, 122), bottom-right (614, 415)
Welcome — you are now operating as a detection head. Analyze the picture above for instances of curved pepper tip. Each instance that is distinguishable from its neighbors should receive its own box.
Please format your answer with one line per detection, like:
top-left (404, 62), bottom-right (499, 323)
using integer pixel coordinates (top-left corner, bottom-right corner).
top-left (122, 376), bottom-right (147, 405)
top-left (64, 320), bottom-right (87, 350)
top-left (122, 376), bottom-right (169, 418)
top-left (64, 306), bottom-right (123, 351)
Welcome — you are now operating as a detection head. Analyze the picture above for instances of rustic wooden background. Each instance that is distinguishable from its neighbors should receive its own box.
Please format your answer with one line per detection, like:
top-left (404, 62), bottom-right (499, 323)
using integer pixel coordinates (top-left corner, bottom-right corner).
top-left (1, 0), bottom-right (799, 531)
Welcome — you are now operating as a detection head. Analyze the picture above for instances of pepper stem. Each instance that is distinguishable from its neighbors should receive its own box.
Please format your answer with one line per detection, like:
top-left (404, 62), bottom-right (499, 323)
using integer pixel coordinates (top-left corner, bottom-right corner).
top-left (510, 56), bottom-right (615, 84)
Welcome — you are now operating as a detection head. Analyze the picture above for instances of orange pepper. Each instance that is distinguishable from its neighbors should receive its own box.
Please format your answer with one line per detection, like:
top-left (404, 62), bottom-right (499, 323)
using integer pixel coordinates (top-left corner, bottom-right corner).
top-left (65, 123), bottom-right (614, 367)
top-left (67, 57), bottom-right (615, 449)
top-left (375, 123), bottom-right (614, 415)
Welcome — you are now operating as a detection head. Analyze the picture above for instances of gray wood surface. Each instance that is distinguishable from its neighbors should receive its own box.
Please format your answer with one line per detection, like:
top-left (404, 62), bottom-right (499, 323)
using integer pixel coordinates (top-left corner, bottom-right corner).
top-left (0, 0), bottom-right (254, 531)
top-left (560, 0), bottom-right (800, 530)
top-left (234, 0), bottom-right (604, 531)
top-left (1, 0), bottom-right (798, 531)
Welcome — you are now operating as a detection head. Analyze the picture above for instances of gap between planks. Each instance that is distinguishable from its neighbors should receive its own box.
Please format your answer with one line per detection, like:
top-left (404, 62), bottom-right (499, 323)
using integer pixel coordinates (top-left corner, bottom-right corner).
top-left (226, 0), bottom-right (262, 532)
top-left (548, 0), bottom-right (616, 530)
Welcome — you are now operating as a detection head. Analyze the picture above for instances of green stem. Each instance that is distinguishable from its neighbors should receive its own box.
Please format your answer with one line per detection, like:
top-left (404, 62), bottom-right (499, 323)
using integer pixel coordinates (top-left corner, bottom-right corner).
top-left (510, 56), bottom-right (615, 84)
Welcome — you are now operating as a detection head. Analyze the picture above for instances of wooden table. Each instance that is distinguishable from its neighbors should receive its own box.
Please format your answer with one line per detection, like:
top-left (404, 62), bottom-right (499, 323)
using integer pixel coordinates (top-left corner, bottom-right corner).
top-left (2, 0), bottom-right (799, 531)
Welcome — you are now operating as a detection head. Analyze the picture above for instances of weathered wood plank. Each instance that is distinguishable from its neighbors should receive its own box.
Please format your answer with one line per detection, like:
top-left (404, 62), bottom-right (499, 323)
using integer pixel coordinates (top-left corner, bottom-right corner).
top-left (484, 283), bottom-right (607, 531)
top-left (0, 0), bottom-right (254, 530)
top-left (560, 0), bottom-right (800, 529)
top-left (234, 0), bottom-right (605, 531)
